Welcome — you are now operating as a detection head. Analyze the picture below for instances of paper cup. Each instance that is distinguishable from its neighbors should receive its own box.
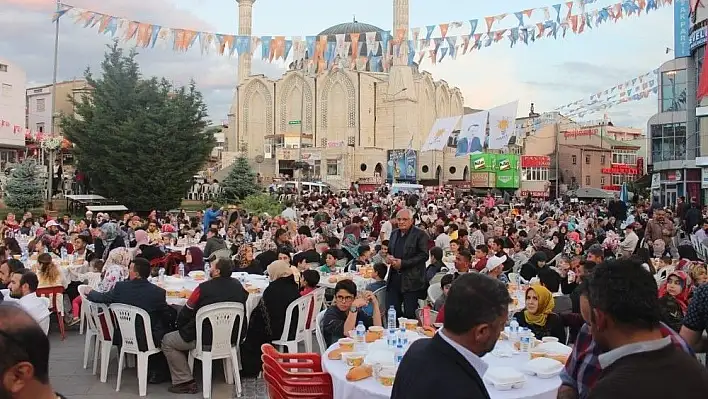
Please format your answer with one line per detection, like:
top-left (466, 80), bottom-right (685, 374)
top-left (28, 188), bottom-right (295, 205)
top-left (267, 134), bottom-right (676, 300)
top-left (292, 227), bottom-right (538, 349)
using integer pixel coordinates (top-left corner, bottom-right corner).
top-left (338, 338), bottom-right (355, 352)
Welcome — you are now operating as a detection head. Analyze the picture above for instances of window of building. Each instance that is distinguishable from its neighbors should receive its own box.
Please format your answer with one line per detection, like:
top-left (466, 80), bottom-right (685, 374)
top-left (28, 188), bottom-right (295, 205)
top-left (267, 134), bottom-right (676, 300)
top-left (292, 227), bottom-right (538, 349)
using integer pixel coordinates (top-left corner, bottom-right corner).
top-left (572, 155), bottom-right (577, 165)
top-left (1, 83), bottom-right (11, 97)
top-left (585, 155), bottom-right (590, 164)
top-left (36, 98), bottom-right (45, 113)
top-left (449, 166), bottom-right (457, 174)
top-left (611, 174), bottom-right (634, 185)
top-left (326, 159), bottom-right (338, 176)
top-left (600, 155), bottom-right (606, 165)
top-left (313, 160), bottom-right (321, 178)
top-left (600, 176), bottom-right (606, 185)
top-left (585, 175), bottom-right (590, 185)
top-left (36, 123), bottom-right (44, 133)
top-left (0, 64), bottom-right (7, 72)
top-left (661, 69), bottom-right (687, 112)
top-left (611, 150), bottom-right (637, 165)
top-left (522, 167), bottom-right (549, 181)
top-left (360, 163), bottom-right (367, 172)
top-left (422, 165), bottom-right (429, 173)
top-left (650, 123), bottom-right (687, 162)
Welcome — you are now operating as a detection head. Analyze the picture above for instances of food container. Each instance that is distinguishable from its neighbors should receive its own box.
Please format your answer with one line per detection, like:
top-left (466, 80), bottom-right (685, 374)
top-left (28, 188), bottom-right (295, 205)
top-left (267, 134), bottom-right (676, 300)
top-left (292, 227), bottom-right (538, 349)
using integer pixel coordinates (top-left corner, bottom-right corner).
top-left (342, 352), bottom-right (366, 367)
top-left (484, 367), bottom-right (526, 391)
top-left (541, 336), bottom-right (559, 343)
top-left (404, 319), bottom-right (418, 331)
top-left (523, 357), bottom-right (563, 379)
top-left (529, 350), bottom-right (546, 360)
top-left (368, 326), bottom-right (384, 339)
top-left (338, 338), bottom-right (355, 352)
top-left (374, 365), bottom-right (397, 387)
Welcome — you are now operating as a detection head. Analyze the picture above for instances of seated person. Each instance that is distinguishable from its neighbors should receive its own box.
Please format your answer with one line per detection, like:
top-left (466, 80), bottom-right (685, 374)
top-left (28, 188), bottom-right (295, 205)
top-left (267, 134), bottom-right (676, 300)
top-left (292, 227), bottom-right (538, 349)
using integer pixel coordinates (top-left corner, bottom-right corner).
top-left (347, 246), bottom-right (371, 272)
top-left (512, 284), bottom-right (566, 343)
top-left (538, 267), bottom-right (572, 314)
top-left (362, 263), bottom-right (387, 317)
top-left (370, 241), bottom-right (389, 265)
top-left (433, 273), bottom-right (454, 311)
top-left (453, 249), bottom-right (473, 277)
top-left (485, 255), bottom-right (509, 285)
top-left (425, 247), bottom-right (445, 282)
top-left (134, 229), bottom-right (165, 262)
top-left (319, 250), bottom-right (339, 273)
top-left (6, 270), bottom-right (51, 325)
top-left (473, 244), bottom-right (489, 272)
top-left (321, 279), bottom-right (382, 347)
top-left (300, 269), bottom-right (320, 297)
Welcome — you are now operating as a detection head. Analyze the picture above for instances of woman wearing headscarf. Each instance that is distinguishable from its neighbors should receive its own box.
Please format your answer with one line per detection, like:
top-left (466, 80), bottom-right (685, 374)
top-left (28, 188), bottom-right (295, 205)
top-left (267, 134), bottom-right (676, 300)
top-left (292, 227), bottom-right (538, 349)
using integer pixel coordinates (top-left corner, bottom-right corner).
top-left (513, 284), bottom-right (566, 342)
top-left (658, 271), bottom-right (692, 332)
top-left (99, 247), bottom-right (132, 292)
top-left (92, 222), bottom-right (126, 261)
top-left (184, 246), bottom-right (204, 274)
top-left (134, 229), bottom-right (165, 262)
top-left (239, 260), bottom-right (301, 377)
top-left (234, 244), bottom-right (263, 275)
top-left (519, 252), bottom-right (548, 282)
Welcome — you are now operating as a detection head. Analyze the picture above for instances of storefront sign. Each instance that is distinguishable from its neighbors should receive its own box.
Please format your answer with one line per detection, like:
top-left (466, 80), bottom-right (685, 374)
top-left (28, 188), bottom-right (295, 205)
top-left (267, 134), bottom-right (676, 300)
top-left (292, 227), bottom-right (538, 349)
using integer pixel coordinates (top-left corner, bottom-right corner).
top-left (520, 190), bottom-right (548, 198)
top-left (470, 172), bottom-right (495, 188)
top-left (496, 154), bottom-right (520, 188)
top-left (690, 26), bottom-right (707, 53)
top-left (563, 128), bottom-right (598, 139)
top-left (636, 157), bottom-right (644, 175)
top-left (470, 153), bottom-right (495, 171)
top-left (300, 152), bottom-right (321, 162)
top-left (674, 0), bottom-right (690, 58)
top-left (601, 164), bottom-right (639, 175)
top-left (358, 176), bottom-right (383, 185)
top-left (602, 185), bottom-right (621, 191)
top-left (521, 155), bottom-right (551, 168)
top-left (702, 168), bottom-right (708, 189)
top-left (387, 149), bottom-right (417, 182)
top-left (651, 173), bottom-right (660, 189)
top-left (327, 140), bottom-right (346, 148)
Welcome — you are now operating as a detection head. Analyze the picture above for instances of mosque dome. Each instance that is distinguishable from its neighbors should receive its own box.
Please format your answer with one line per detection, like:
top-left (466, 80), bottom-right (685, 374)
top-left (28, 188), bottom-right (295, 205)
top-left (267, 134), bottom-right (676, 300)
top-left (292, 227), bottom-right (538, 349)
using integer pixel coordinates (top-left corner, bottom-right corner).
top-left (318, 20), bottom-right (384, 37)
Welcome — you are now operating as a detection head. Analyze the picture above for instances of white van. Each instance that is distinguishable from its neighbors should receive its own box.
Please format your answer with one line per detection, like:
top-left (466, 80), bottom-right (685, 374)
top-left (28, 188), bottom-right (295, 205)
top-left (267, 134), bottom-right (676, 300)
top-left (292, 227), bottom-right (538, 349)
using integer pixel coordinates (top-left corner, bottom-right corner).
top-left (279, 181), bottom-right (331, 193)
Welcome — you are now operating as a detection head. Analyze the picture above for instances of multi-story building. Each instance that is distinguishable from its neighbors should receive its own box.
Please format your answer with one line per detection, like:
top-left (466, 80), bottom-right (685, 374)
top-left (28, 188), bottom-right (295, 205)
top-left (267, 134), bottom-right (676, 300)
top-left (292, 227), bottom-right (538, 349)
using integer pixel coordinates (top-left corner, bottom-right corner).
top-left (26, 79), bottom-right (91, 136)
top-left (690, 5), bottom-right (708, 204)
top-left (0, 58), bottom-right (26, 165)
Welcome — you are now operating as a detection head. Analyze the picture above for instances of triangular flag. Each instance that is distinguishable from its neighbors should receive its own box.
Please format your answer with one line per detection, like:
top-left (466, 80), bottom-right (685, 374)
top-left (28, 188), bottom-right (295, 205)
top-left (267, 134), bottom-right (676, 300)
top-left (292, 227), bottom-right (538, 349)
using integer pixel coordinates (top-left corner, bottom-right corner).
top-left (439, 23), bottom-right (449, 38)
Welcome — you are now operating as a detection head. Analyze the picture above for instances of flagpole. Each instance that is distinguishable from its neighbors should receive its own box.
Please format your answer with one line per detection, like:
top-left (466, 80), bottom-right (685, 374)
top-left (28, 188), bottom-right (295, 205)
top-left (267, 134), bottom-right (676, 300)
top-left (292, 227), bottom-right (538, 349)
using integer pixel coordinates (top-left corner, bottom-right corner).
top-left (48, 0), bottom-right (61, 210)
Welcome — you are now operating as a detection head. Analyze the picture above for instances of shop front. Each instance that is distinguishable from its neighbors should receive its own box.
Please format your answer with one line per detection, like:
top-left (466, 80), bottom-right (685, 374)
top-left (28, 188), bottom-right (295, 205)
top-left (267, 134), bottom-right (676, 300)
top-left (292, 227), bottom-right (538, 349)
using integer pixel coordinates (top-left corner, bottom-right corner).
top-left (650, 168), bottom-right (702, 206)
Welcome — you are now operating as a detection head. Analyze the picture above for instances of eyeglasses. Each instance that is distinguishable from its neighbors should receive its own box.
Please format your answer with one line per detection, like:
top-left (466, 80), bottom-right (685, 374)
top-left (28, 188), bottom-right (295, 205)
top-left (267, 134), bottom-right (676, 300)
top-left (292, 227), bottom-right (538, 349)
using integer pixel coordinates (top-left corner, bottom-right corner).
top-left (335, 295), bottom-right (355, 302)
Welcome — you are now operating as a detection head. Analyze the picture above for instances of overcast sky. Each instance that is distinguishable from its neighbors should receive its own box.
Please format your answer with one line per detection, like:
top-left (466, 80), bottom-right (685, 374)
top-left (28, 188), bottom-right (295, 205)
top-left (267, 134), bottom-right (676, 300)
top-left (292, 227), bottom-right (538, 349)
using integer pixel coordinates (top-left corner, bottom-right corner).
top-left (2, 0), bottom-right (675, 129)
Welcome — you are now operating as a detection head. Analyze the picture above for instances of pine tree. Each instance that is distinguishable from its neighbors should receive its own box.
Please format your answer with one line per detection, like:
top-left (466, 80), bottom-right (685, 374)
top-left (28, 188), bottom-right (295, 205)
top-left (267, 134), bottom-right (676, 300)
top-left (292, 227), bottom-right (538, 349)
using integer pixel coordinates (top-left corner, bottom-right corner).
top-left (220, 156), bottom-right (259, 203)
top-left (60, 42), bottom-right (215, 211)
top-left (4, 159), bottom-right (44, 212)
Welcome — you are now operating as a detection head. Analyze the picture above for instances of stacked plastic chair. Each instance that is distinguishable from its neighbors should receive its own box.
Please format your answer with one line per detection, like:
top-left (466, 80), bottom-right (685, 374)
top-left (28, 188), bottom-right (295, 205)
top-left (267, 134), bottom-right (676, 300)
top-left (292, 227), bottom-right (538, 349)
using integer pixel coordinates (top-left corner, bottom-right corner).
top-left (260, 344), bottom-right (333, 399)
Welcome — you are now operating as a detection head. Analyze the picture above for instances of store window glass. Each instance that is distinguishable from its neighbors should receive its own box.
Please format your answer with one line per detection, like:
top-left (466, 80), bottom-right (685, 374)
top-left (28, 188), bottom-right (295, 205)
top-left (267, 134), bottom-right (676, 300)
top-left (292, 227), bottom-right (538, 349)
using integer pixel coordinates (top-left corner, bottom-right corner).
top-left (651, 123), bottom-right (686, 162)
top-left (661, 69), bottom-right (687, 112)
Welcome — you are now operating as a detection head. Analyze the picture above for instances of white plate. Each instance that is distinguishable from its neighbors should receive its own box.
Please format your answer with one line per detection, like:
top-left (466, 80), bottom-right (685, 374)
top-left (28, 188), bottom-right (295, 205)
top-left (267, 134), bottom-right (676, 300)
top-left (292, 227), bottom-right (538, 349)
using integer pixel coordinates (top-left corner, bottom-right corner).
top-left (523, 357), bottom-right (563, 379)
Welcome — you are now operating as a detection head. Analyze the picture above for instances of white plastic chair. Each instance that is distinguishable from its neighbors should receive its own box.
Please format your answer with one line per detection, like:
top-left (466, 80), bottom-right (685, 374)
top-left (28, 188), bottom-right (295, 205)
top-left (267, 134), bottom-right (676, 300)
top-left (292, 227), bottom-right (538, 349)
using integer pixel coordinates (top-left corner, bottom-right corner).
top-left (271, 295), bottom-right (310, 354)
top-left (38, 297), bottom-right (51, 335)
top-left (508, 273), bottom-right (521, 285)
top-left (88, 301), bottom-right (115, 382)
top-left (427, 284), bottom-right (443, 304)
top-left (82, 297), bottom-right (99, 369)
top-left (187, 303), bottom-right (246, 399)
top-left (372, 286), bottom-right (387, 327)
top-left (77, 284), bottom-right (90, 335)
top-left (110, 304), bottom-right (162, 397)
top-left (304, 287), bottom-right (326, 353)
top-left (314, 310), bottom-right (327, 356)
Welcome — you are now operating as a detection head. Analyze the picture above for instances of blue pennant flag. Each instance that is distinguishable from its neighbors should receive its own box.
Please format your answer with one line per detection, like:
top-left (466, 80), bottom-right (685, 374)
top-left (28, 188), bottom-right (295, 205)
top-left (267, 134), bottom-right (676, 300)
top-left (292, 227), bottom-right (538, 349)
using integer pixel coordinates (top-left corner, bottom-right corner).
top-left (514, 12), bottom-right (524, 27)
top-left (261, 36), bottom-right (272, 60)
top-left (509, 27), bottom-right (519, 47)
top-left (381, 31), bottom-right (391, 57)
top-left (284, 40), bottom-right (293, 59)
top-left (150, 26), bottom-right (162, 48)
top-left (305, 36), bottom-right (316, 58)
top-left (469, 19), bottom-right (478, 36)
top-left (407, 40), bottom-right (416, 65)
top-left (553, 4), bottom-right (562, 22)
top-left (425, 25), bottom-right (435, 40)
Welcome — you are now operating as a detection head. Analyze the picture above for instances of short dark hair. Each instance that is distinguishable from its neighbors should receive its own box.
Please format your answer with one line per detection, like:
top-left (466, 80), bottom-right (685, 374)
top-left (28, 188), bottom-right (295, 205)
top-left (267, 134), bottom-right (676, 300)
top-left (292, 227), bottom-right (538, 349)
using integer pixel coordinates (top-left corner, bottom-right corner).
top-left (429, 247), bottom-right (443, 261)
top-left (373, 263), bottom-right (387, 280)
top-left (381, 240), bottom-right (389, 247)
top-left (6, 259), bottom-right (24, 273)
top-left (458, 249), bottom-right (472, 263)
top-left (444, 273), bottom-right (511, 334)
top-left (208, 228), bottom-right (219, 236)
top-left (587, 245), bottom-right (604, 259)
top-left (475, 244), bottom-right (489, 254)
top-left (132, 257), bottom-right (151, 279)
top-left (580, 260), bottom-right (597, 276)
top-left (334, 279), bottom-right (357, 297)
top-left (301, 269), bottom-right (320, 287)
top-left (493, 238), bottom-right (505, 248)
top-left (215, 258), bottom-right (234, 277)
top-left (357, 246), bottom-right (370, 257)
top-left (440, 273), bottom-right (455, 288)
top-left (586, 259), bottom-right (661, 330)
top-left (76, 234), bottom-right (92, 244)
top-left (18, 270), bottom-right (38, 292)
top-left (538, 268), bottom-right (561, 293)
top-left (0, 303), bottom-right (51, 383)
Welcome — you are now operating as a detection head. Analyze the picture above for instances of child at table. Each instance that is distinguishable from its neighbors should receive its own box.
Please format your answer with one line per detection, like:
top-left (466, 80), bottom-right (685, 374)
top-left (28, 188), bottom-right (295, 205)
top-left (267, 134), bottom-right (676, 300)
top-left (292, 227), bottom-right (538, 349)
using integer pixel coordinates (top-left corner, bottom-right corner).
top-left (69, 259), bottom-right (104, 326)
top-left (362, 263), bottom-right (387, 317)
top-left (300, 269), bottom-right (320, 329)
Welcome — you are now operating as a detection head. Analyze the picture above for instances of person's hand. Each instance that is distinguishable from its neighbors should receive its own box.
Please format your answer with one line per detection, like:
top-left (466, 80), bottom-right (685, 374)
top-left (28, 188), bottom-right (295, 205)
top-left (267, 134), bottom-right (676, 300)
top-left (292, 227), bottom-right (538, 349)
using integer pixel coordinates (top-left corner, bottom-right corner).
top-left (390, 258), bottom-right (402, 269)
top-left (352, 298), bottom-right (368, 309)
top-left (363, 290), bottom-right (375, 302)
top-left (84, 287), bottom-right (92, 294)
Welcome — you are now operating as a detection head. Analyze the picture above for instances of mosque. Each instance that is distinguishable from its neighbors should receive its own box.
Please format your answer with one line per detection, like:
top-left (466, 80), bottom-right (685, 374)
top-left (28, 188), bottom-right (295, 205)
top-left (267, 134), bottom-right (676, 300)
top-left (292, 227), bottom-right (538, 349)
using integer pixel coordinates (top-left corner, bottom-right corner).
top-left (225, 0), bottom-right (472, 189)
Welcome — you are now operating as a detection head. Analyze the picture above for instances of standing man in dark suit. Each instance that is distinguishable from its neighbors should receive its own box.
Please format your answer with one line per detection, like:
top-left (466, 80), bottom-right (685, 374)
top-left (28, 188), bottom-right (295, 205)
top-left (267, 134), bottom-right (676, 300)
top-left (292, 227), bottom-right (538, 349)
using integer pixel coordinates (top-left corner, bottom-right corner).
top-left (392, 273), bottom-right (511, 399)
top-left (386, 208), bottom-right (430, 320)
top-left (86, 257), bottom-right (176, 383)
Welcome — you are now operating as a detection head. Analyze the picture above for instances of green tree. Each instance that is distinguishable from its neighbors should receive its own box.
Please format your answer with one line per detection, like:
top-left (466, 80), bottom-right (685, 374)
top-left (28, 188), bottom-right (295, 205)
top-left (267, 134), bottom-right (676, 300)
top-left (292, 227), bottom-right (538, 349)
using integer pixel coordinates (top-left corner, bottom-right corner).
top-left (4, 159), bottom-right (44, 212)
top-left (60, 43), bottom-right (215, 211)
top-left (241, 194), bottom-right (283, 216)
top-left (220, 156), bottom-right (259, 203)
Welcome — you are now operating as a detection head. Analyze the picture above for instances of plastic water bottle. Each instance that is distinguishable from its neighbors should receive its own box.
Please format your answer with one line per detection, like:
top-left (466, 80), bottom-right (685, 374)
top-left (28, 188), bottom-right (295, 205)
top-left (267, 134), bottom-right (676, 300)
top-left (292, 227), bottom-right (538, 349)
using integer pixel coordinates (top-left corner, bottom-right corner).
top-left (355, 321), bottom-right (366, 344)
top-left (387, 306), bottom-right (397, 330)
top-left (520, 329), bottom-right (531, 352)
top-left (509, 319), bottom-right (520, 345)
top-left (387, 330), bottom-right (397, 348)
top-left (60, 247), bottom-right (67, 261)
top-left (395, 343), bottom-right (404, 365)
top-left (178, 262), bottom-right (185, 278)
top-left (158, 267), bottom-right (165, 283)
top-left (398, 327), bottom-right (408, 346)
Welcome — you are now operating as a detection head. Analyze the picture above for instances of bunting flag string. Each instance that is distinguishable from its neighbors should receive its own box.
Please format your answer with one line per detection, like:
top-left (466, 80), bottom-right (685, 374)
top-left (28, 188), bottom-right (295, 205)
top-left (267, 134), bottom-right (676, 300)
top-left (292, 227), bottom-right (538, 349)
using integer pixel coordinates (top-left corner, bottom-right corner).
top-left (0, 117), bottom-right (49, 142)
top-left (54, 0), bottom-right (670, 75)
top-left (554, 68), bottom-right (659, 117)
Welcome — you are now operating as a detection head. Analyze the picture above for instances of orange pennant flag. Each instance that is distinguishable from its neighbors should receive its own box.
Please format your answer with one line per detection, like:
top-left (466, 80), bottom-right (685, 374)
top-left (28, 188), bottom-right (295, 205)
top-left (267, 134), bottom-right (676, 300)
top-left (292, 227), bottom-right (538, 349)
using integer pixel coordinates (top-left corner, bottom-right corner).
top-left (439, 23), bottom-right (449, 38)
top-left (493, 29), bottom-right (507, 42)
top-left (125, 21), bottom-right (139, 41)
top-left (578, 15), bottom-right (585, 34)
top-left (613, 4), bottom-right (623, 21)
top-left (566, 1), bottom-right (573, 19)
top-left (136, 23), bottom-right (152, 47)
top-left (350, 33), bottom-right (360, 60)
top-left (222, 35), bottom-right (235, 55)
top-left (522, 9), bottom-right (534, 18)
top-left (429, 49), bottom-right (437, 65)
top-left (396, 28), bottom-right (407, 43)
top-left (536, 22), bottom-right (545, 38)
top-left (182, 30), bottom-right (197, 51)
top-left (97, 14), bottom-right (112, 34)
top-left (271, 36), bottom-right (285, 61)
top-left (570, 15), bottom-right (578, 33)
top-left (638, 0), bottom-right (647, 10)
top-left (485, 16), bottom-right (495, 32)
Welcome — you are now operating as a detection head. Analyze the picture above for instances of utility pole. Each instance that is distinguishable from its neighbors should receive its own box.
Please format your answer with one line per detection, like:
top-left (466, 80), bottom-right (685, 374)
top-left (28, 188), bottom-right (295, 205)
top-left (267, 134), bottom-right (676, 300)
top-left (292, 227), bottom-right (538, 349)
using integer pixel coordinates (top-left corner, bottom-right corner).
top-left (48, 0), bottom-right (61, 210)
top-left (297, 74), bottom-right (305, 199)
top-left (555, 121), bottom-right (560, 199)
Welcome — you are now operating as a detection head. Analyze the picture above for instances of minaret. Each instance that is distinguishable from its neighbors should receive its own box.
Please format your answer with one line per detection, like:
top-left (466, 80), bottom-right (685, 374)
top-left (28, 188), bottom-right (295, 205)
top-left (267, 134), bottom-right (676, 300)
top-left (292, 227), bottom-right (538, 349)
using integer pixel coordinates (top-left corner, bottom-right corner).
top-left (388, 0), bottom-right (416, 151)
top-left (392, 0), bottom-right (409, 66)
top-left (237, 0), bottom-right (255, 84)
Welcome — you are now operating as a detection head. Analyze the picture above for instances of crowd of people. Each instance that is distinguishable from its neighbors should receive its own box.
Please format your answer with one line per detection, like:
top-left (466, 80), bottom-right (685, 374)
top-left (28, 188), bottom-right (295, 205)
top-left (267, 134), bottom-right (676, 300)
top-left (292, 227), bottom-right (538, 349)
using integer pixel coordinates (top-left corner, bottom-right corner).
top-left (0, 187), bottom-right (707, 398)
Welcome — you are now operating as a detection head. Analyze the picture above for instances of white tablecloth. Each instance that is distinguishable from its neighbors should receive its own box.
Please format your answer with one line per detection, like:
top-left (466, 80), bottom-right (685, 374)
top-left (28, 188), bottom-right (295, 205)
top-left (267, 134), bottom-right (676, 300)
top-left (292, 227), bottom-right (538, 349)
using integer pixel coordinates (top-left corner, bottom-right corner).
top-left (155, 272), bottom-right (268, 319)
top-left (318, 273), bottom-right (375, 290)
top-left (322, 338), bottom-right (559, 399)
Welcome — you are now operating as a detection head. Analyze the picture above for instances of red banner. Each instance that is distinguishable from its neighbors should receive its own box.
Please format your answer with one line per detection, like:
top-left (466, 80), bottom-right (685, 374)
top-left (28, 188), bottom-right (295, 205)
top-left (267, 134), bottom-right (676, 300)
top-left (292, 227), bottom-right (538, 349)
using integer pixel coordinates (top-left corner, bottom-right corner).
top-left (601, 163), bottom-right (639, 175)
top-left (636, 157), bottom-right (644, 174)
top-left (602, 185), bottom-right (621, 191)
top-left (520, 190), bottom-right (549, 198)
top-left (521, 155), bottom-right (551, 168)
top-left (563, 128), bottom-right (598, 139)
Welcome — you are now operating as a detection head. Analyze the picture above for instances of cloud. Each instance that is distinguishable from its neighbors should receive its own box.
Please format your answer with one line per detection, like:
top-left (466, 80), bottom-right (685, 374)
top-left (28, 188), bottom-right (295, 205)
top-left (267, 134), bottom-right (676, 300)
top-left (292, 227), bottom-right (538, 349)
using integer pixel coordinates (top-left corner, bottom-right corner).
top-left (1, 0), bottom-right (285, 122)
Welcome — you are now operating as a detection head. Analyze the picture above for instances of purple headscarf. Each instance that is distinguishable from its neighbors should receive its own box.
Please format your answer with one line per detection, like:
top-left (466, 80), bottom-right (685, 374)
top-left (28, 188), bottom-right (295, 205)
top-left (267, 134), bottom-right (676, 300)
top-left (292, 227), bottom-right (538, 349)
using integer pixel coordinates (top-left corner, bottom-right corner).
top-left (186, 246), bottom-right (204, 273)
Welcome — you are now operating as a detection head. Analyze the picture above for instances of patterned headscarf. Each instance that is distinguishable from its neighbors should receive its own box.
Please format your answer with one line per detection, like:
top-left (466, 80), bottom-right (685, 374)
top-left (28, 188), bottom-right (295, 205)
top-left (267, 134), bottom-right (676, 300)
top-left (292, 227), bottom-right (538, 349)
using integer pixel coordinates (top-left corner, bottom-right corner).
top-left (106, 247), bottom-right (133, 268)
top-left (237, 244), bottom-right (253, 268)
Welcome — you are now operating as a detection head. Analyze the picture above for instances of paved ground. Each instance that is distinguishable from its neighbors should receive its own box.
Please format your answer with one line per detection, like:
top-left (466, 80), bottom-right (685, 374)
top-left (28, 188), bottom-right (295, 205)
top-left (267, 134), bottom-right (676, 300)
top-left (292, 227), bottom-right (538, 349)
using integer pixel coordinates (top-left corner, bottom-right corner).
top-left (48, 325), bottom-right (269, 399)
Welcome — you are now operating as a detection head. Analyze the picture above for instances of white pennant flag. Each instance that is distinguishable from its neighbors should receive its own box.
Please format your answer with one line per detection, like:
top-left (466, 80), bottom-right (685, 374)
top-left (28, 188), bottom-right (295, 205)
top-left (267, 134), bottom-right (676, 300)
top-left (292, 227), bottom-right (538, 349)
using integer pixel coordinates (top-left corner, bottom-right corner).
top-left (455, 111), bottom-right (488, 156)
top-left (487, 101), bottom-right (519, 150)
top-left (421, 116), bottom-right (460, 152)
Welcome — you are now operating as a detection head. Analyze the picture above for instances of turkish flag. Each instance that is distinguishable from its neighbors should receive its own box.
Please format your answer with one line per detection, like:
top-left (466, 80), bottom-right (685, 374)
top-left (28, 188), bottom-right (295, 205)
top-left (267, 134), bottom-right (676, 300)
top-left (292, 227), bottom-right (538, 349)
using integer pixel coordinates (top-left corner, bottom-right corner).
top-left (698, 55), bottom-right (708, 101)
